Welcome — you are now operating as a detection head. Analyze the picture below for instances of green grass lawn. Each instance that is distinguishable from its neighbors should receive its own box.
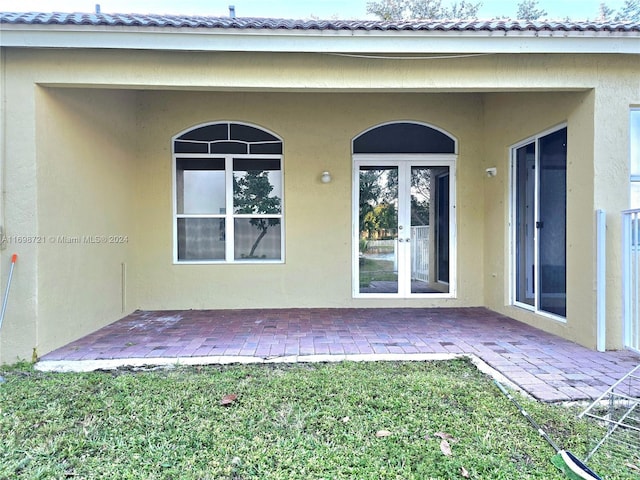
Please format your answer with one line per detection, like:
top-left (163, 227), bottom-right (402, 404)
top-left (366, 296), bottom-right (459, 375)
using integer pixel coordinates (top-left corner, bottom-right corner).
top-left (0, 359), bottom-right (637, 479)
top-left (359, 257), bottom-right (397, 287)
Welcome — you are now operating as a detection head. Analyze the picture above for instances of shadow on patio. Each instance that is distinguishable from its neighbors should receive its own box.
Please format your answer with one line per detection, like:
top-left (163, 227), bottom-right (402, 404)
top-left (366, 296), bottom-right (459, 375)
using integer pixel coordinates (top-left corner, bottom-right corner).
top-left (37, 307), bottom-right (640, 403)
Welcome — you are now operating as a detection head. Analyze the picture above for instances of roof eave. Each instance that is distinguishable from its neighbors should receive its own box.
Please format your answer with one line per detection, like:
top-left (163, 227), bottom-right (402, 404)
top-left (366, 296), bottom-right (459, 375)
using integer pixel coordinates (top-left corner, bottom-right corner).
top-left (1, 24), bottom-right (640, 54)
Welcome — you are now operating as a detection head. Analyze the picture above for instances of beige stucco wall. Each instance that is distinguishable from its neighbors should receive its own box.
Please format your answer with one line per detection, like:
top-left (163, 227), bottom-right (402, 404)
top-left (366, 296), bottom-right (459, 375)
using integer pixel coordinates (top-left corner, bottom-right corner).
top-left (0, 49), bottom-right (608, 93)
top-left (592, 71), bottom-right (640, 349)
top-left (0, 48), bottom-right (40, 363)
top-left (133, 91), bottom-right (485, 310)
top-left (1, 47), bottom-right (639, 361)
top-left (35, 87), bottom-right (137, 357)
top-left (482, 91), bottom-right (596, 346)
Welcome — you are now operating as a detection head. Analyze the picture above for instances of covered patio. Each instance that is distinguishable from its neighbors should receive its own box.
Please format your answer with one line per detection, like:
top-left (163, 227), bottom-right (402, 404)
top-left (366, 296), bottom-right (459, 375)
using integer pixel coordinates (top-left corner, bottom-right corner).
top-left (37, 308), bottom-right (640, 403)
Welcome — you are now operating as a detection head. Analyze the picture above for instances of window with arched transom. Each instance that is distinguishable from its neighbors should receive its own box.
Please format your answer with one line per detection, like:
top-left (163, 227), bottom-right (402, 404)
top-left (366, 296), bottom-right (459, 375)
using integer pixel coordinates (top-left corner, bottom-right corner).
top-left (173, 122), bottom-right (283, 263)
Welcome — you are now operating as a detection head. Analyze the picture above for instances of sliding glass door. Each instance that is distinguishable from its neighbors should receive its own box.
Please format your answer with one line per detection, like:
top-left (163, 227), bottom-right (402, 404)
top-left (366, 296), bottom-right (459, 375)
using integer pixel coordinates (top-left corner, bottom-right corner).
top-left (512, 126), bottom-right (567, 318)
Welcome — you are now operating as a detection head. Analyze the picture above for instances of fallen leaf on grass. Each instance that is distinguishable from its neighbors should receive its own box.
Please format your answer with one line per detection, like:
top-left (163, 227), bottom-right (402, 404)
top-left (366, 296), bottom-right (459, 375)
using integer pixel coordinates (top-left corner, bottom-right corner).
top-left (342, 416), bottom-right (350, 423)
top-left (440, 439), bottom-right (452, 456)
top-left (434, 431), bottom-right (455, 441)
top-left (626, 463), bottom-right (640, 472)
top-left (460, 466), bottom-right (470, 478)
top-left (376, 430), bottom-right (392, 438)
top-left (220, 394), bottom-right (238, 406)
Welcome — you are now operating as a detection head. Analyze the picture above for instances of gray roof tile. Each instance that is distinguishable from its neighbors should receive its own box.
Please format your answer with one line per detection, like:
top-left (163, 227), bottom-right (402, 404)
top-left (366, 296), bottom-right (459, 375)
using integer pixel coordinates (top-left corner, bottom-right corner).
top-left (1, 12), bottom-right (640, 33)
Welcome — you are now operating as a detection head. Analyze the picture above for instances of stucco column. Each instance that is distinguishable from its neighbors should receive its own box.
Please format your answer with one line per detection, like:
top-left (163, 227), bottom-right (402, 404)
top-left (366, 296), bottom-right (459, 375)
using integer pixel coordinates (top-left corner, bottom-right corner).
top-left (0, 50), bottom-right (40, 364)
top-left (593, 81), bottom-right (638, 350)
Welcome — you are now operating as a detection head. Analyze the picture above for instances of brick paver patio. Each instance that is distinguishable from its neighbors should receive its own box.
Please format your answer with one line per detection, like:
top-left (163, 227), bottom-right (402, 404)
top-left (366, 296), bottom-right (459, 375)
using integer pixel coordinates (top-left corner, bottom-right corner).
top-left (37, 307), bottom-right (640, 402)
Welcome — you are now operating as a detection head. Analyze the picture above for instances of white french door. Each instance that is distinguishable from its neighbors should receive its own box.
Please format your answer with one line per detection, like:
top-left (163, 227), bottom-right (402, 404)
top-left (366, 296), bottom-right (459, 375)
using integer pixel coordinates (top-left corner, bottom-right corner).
top-left (353, 156), bottom-right (456, 298)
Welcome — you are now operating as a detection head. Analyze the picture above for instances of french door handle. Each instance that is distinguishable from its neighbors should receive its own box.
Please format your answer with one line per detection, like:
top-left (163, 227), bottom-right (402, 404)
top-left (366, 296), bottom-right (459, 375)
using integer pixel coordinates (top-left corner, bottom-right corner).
top-left (536, 221), bottom-right (544, 229)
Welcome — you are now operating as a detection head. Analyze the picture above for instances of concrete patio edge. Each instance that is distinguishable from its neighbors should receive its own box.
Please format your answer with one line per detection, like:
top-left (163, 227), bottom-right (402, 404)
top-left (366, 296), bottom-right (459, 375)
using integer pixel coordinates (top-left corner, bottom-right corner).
top-left (34, 308), bottom-right (640, 402)
top-left (35, 352), bottom-right (525, 395)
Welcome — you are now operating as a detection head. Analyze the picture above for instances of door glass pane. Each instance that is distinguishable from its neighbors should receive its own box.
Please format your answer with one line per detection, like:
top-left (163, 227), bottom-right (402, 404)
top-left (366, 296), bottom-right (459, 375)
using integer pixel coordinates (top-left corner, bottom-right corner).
top-left (358, 167), bottom-right (398, 294)
top-left (515, 143), bottom-right (536, 307)
top-left (538, 128), bottom-right (567, 317)
top-left (409, 167), bottom-right (450, 293)
top-left (436, 171), bottom-right (450, 288)
top-left (410, 167), bottom-right (431, 293)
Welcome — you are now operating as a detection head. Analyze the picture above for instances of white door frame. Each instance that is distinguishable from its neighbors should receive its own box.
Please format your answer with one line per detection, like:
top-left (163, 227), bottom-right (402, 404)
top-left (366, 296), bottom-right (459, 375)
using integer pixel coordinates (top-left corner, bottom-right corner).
top-left (352, 154), bottom-right (457, 299)
top-left (509, 124), bottom-right (567, 322)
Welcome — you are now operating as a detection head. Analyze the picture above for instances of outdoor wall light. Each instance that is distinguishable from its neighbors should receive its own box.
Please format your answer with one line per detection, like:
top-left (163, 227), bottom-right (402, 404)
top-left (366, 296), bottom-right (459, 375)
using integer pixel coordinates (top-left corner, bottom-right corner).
top-left (485, 167), bottom-right (497, 178)
top-left (321, 171), bottom-right (332, 183)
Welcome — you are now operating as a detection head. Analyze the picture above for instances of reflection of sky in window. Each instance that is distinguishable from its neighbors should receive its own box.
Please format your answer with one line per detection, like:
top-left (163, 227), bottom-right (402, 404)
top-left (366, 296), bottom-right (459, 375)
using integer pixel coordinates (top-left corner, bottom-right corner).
top-left (266, 171), bottom-right (282, 199)
top-left (184, 171), bottom-right (225, 214)
top-left (631, 184), bottom-right (640, 209)
top-left (632, 110), bottom-right (640, 176)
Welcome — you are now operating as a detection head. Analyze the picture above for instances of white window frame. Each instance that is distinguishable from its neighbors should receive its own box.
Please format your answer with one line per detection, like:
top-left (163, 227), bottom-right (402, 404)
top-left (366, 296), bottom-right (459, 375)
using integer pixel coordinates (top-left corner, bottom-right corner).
top-left (172, 122), bottom-right (284, 264)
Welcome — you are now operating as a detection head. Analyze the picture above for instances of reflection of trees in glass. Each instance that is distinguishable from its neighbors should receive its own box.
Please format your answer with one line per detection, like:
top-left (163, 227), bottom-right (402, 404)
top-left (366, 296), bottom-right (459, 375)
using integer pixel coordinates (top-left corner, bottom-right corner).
top-left (411, 168), bottom-right (431, 226)
top-left (363, 203), bottom-right (397, 239)
top-left (359, 167), bottom-right (433, 234)
top-left (359, 170), bottom-right (382, 238)
top-left (233, 170), bottom-right (281, 257)
top-left (359, 169), bottom-right (398, 239)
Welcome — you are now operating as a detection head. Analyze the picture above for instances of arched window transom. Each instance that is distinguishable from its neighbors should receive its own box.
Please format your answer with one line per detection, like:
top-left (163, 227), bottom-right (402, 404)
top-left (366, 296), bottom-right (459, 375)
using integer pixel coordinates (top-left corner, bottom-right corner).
top-left (353, 122), bottom-right (456, 154)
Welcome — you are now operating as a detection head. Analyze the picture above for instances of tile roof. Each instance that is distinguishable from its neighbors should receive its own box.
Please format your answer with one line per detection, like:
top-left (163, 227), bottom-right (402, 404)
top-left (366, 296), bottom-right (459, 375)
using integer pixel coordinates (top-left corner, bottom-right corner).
top-left (2, 12), bottom-right (640, 33)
